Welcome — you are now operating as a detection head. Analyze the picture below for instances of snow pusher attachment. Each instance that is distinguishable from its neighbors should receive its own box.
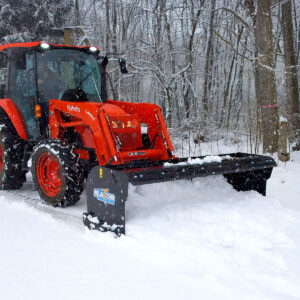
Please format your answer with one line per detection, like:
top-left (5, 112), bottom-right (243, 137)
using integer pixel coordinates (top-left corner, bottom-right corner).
top-left (83, 153), bottom-right (276, 235)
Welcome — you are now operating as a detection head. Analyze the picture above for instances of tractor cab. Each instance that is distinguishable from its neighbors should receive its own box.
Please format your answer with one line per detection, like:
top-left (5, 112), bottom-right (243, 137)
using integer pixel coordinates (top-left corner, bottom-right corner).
top-left (0, 42), bottom-right (106, 140)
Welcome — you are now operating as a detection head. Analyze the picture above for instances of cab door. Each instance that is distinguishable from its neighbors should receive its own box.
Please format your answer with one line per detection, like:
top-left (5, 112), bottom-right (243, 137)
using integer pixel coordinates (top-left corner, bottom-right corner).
top-left (8, 48), bottom-right (40, 140)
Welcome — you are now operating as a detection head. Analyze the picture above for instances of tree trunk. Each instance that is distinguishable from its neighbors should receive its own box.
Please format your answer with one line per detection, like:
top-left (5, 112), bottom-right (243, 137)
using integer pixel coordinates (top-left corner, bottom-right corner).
top-left (74, 0), bottom-right (80, 26)
top-left (244, 0), bottom-right (262, 144)
top-left (220, 53), bottom-right (235, 127)
top-left (281, 0), bottom-right (300, 141)
top-left (183, 1), bottom-right (204, 121)
top-left (105, 0), bottom-right (111, 53)
top-left (254, 0), bottom-right (279, 153)
top-left (164, 13), bottom-right (175, 128)
top-left (112, 1), bottom-right (119, 100)
top-left (202, 0), bottom-right (216, 126)
top-left (228, 26), bottom-right (244, 130)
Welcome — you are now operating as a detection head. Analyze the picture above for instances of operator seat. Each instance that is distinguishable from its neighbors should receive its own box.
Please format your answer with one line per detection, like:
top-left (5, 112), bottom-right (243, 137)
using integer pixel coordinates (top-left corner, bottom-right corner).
top-left (60, 88), bottom-right (88, 102)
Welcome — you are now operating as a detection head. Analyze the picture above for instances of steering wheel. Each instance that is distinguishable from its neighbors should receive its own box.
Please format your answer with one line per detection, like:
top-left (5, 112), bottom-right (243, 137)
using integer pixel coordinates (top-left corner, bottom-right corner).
top-left (58, 89), bottom-right (68, 100)
top-left (58, 88), bottom-right (88, 102)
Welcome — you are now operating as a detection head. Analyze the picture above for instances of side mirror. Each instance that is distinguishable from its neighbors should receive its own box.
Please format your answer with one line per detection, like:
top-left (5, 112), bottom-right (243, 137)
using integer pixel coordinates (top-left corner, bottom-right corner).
top-left (101, 54), bottom-right (128, 74)
top-left (118, 58), bottom-right (128, 74)
top-left (101, 56), bottom-right (108, 68)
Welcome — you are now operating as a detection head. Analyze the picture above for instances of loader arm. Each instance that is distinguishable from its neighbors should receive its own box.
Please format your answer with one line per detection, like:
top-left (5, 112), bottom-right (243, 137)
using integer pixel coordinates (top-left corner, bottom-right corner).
top-left (49, 100), bottom-right (118, 165)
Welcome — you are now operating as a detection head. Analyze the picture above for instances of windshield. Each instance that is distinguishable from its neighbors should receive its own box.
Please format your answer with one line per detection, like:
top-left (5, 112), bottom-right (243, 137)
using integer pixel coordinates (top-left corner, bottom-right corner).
top-left (37, 49), bottom-right (101, 103)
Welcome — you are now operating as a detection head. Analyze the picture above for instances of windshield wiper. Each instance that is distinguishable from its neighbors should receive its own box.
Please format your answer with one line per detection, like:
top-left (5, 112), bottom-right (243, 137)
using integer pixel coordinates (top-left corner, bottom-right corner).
top-left (92, 76), bottom-right (102, 102)
top-left (75, 67), bottom-right (97, 90)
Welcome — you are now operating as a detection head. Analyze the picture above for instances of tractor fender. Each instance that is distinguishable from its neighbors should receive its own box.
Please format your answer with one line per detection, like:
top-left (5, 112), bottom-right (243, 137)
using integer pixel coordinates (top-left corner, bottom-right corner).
top-left (0, 98), bottom-right (28, 141)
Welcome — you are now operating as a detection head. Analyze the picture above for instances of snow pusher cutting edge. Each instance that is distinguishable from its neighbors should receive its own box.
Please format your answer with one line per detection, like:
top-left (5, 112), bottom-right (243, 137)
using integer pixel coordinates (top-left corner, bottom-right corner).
top-left (83, 153), bottom-right (276, 235)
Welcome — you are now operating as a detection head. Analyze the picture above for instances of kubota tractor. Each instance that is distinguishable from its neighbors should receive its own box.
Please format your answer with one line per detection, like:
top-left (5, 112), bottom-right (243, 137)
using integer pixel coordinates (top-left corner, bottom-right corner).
top-left (0, 42), bottom-right (276, 235)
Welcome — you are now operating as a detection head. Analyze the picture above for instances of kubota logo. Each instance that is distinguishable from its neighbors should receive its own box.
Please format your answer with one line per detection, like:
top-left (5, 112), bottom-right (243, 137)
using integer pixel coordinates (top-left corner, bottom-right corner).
top-left (67, 105), bottom-right (80, 112)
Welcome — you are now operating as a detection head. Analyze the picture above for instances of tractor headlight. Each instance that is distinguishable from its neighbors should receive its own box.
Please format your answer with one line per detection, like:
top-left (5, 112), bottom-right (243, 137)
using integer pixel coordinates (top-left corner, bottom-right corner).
top-left (89, 46), bottom-right (98, 52)
top-left (40, 42), bottom-right (50, 50)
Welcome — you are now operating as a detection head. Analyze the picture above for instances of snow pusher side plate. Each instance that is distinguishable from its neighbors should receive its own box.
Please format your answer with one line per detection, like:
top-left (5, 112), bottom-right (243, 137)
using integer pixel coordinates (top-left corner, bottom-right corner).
top-left (83, 153), bottom-right (276, 235)
top-left (84, 166), bottom-right (128, 235)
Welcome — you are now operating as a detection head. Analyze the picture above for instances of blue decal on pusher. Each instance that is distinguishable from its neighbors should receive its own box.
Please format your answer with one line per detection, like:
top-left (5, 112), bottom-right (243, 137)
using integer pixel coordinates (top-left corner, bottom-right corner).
top-left (94, 188), bottom-right (116, 205)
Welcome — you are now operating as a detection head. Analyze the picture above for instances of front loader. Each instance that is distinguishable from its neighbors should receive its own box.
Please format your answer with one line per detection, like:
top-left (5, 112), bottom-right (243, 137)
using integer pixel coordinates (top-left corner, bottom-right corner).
top-left (0, 42), bottom-right (276, 235)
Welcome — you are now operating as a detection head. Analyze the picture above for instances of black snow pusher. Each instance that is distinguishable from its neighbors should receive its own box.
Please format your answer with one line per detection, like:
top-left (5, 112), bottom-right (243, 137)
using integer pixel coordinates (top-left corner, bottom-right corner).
top-left (83, 153), bottom-right (276, 235)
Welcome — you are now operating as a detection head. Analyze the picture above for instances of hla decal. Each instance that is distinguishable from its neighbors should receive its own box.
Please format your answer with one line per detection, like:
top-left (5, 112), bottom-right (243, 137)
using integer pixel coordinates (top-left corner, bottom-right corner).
top-left (94, 188), bottom-right (116, 205)
top-left (67, 105), bottom-right (80, 112)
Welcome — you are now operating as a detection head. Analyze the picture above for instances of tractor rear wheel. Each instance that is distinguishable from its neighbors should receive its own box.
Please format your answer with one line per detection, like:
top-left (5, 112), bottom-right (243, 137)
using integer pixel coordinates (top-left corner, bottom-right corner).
top-left (0, 116), bottom-right (26, 189)
top-left (30, 140), bottom-right (84, 207)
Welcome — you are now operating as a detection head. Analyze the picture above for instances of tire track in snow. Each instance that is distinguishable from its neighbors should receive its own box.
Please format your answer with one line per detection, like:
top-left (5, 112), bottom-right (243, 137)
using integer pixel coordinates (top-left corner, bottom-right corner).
top-left (0, 183), bottom-right (85, 230)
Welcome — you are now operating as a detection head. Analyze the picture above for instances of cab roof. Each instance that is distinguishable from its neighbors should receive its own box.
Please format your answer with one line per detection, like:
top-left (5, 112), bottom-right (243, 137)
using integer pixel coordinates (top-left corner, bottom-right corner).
top-left (0, 41), bottom-right (99, 52)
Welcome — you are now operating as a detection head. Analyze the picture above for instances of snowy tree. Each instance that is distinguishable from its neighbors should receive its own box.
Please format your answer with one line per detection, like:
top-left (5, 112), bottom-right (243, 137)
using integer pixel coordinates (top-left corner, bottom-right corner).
top-left (281, 0), bottom-right (300, 142)
top-left (0, 0), bottom-right (73, 43)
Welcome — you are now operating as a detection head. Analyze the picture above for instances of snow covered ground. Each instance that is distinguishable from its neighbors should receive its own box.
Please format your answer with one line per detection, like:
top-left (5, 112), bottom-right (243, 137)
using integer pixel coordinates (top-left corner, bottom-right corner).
top-left (1, 150), bottom-right (300, 300)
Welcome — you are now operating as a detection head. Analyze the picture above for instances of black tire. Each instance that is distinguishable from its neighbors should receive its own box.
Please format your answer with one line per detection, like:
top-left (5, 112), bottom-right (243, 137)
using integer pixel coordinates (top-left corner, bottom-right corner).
top-left (30, 140), bottom-right (84, 207)
top-left (0, 114), bottom-right (27, 190)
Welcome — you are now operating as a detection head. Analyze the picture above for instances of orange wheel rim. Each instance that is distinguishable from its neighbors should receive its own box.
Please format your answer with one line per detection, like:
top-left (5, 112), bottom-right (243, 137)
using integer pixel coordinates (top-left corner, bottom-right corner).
top-left (36, 153), bottom-right (62, 197)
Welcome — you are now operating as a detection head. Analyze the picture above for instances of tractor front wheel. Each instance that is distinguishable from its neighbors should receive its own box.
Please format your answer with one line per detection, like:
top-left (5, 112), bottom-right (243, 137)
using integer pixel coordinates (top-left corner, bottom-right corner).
top-left (31, 140), bottom-right (84, 207)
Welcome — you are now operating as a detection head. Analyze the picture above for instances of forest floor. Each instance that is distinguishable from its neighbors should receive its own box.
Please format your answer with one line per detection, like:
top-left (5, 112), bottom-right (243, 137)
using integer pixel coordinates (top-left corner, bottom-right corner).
top-left (0, 140), bottom-right (300, 300)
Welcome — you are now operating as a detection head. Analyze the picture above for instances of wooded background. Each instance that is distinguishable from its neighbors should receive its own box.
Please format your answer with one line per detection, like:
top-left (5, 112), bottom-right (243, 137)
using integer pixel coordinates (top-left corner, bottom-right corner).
top-left (0, 0), bottom-right (299, 153)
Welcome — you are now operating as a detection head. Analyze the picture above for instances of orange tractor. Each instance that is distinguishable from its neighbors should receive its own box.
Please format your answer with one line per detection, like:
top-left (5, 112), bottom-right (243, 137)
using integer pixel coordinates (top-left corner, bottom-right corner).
top-left (0, 42), bottom-right (276, 235)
